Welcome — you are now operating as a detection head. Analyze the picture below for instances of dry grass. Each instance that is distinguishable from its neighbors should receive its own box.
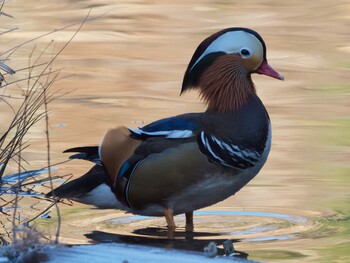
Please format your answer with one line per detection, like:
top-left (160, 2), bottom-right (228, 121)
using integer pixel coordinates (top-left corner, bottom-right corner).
top-left (3, 228), bottom-right (49, 263)
top-left (0, 1), bottom-right (96, 261)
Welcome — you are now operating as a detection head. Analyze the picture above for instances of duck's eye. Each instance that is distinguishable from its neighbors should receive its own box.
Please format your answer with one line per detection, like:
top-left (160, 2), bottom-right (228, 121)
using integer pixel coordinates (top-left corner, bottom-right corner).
top-left (240, 48), bottom-right (251, 58)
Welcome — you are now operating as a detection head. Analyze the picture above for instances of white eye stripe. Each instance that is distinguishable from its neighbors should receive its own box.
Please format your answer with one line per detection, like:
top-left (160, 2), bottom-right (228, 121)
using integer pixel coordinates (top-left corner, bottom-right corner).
top-left (190, 31), bottom-right (263, 72)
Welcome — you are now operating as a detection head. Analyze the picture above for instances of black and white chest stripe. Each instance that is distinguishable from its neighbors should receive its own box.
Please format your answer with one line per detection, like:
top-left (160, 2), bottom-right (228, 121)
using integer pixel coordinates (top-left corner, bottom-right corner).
top-left (197, 125), bottom-right (270, 170)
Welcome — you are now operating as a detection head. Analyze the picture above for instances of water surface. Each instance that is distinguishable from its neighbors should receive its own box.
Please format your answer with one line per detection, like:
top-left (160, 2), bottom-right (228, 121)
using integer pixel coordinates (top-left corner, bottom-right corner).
top-left (1, 0), bottom-right (349, 262)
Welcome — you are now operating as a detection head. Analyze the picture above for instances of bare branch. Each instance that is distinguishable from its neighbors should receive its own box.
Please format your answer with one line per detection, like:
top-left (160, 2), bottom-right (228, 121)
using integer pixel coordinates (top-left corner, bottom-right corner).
top-left (0, 9), bottom-right (106, 57)
top-left (0, 27), bottom-right (18, 36)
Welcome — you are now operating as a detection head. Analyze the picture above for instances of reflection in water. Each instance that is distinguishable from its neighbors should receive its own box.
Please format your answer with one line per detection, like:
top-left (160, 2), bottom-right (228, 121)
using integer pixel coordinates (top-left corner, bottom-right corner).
top-left (85, 229), bottom-right (249, 259)
top-left (111, 210), bottom-right (307, 224)
top-left (195, 211), bottom-right (307, 224)
top-left (83, 209), bottom-right (311, 261)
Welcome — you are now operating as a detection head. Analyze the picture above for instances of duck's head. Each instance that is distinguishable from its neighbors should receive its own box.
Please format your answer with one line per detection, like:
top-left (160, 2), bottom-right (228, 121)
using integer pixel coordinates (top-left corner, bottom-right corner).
top-left (181, 27), bottom-right (283, 112)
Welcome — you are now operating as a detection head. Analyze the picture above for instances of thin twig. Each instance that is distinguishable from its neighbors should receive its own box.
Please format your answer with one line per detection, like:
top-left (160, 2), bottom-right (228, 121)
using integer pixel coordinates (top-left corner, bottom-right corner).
top-left (1, 69), bottom-right (62, 88)
top-left (0, 27), bottom-right (18, 36)
top-left (0, 10), bottom-right (106, 57)
top-left (25, 202), bottom-right (56, 225)
top-left (0, 96), bottom-right (15, 112)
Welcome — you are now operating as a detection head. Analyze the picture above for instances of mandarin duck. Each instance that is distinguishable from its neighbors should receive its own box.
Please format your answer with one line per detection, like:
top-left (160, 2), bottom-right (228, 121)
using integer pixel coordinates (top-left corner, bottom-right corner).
top-left (46, 27), bottom-right (283, 230)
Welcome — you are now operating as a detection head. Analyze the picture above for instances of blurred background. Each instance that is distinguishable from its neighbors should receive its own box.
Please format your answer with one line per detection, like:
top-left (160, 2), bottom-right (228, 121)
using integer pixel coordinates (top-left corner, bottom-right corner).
top-left (1, 0), bottom-right (349, 262)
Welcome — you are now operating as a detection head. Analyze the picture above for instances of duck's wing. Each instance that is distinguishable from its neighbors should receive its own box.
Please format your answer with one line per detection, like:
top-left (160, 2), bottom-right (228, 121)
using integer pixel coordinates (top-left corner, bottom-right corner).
top-left (100, 114), bottom-right (201, 181)
top-left (114, 110), bottom-right (271, 211)
top-left (120, 140), bottom-right (215, 211)
top-left (113, 113), bottom-right (247, 210)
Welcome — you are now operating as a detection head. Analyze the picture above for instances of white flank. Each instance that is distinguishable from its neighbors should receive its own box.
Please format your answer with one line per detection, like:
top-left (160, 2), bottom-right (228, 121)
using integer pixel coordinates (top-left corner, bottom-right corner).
top-left (77, 184), bottom-right (123, 209)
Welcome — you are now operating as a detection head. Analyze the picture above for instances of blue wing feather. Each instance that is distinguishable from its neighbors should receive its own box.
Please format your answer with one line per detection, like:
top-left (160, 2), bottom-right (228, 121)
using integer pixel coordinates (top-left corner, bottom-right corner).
top-left (141, 115), bottom-right (197, 132)
top-left (129, 114), bottom-right (198, 139)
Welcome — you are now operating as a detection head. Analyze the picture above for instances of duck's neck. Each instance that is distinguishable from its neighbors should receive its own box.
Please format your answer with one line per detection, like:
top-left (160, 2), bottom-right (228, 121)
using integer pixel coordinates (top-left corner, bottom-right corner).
top-left (198, 54), bottom-right (256, 113)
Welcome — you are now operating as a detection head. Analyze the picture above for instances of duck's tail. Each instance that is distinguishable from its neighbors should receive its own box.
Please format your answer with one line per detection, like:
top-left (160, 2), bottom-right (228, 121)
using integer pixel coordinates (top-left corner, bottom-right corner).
top-left (45, 164), bottom-right (122, 209)
top-left (63, 146), bottom-right (100, 164)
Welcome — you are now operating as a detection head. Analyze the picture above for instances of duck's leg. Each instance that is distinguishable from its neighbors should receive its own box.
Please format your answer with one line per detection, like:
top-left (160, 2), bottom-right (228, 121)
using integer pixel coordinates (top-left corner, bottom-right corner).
top-left (164, 208), bottom-right (176, 230)
top-left (185, 211), bottom-right (194, 231)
